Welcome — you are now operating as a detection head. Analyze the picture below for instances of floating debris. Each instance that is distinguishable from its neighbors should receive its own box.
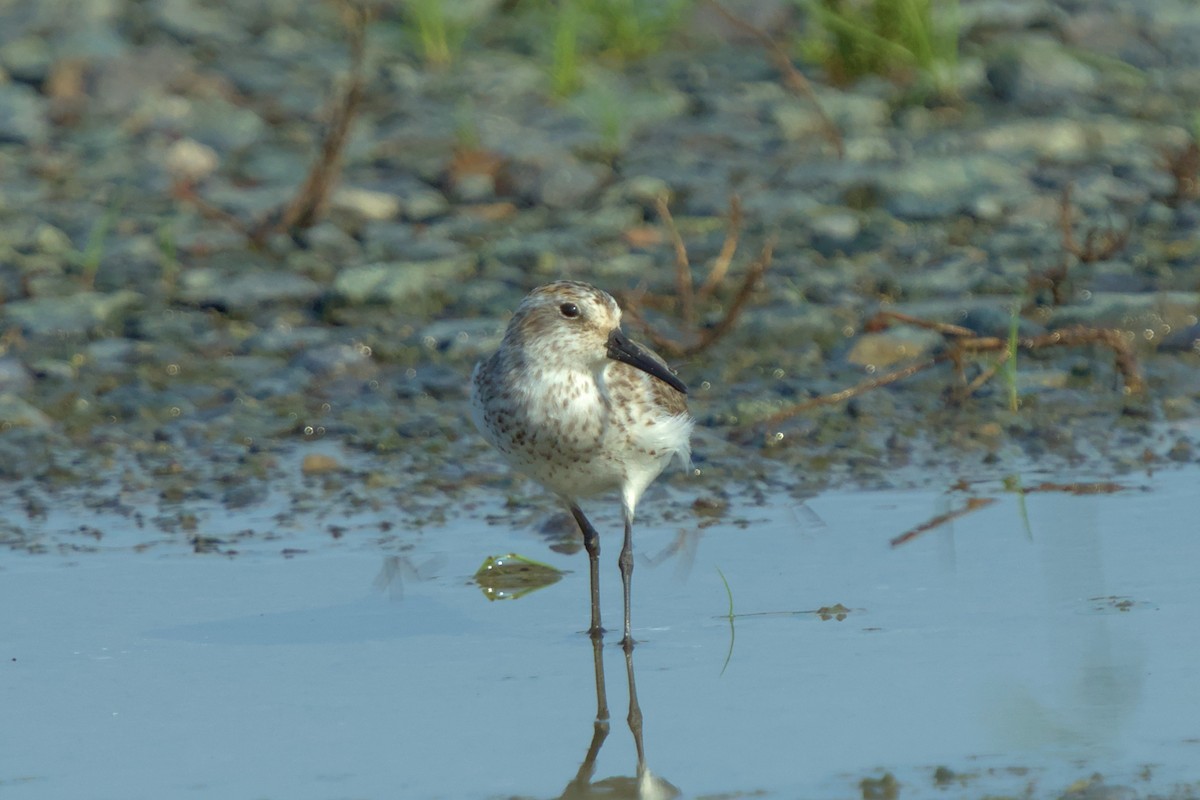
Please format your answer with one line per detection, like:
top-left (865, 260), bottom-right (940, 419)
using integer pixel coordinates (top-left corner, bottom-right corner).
top-left (474, 553), bottom-right (564, 601)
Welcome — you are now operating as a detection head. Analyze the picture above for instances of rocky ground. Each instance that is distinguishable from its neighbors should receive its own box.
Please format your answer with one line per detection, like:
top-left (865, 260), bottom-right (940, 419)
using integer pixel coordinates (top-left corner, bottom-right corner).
top-left (2, 0), bottom-right (1199, 554)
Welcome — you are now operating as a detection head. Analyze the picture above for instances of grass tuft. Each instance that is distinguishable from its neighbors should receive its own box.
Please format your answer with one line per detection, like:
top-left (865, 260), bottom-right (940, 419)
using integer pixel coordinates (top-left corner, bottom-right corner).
top-left (798, 0), bottom-right (960, 96)
top-left (1003, 303), bottom-right (1020, 413)
top-left (406, 0), bottom-right (455, 67)
top-left (75, 198), bottom-right (123, 289)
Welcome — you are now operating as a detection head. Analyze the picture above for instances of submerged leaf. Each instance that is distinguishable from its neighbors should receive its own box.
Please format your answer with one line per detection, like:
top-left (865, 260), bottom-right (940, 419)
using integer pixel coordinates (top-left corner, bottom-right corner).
top-left (474, 553), bottom-right (564, 601)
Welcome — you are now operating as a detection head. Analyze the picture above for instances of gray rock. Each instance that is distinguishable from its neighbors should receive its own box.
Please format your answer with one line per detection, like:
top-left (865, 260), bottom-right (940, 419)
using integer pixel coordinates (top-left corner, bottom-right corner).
top-left (959, 0), bottom-right (1065, 38)
top-left (882, 154), bottom-right (1025, 220)
top-left (0, 35), bottom-right (54, 83)
top-left (331, 187), bottom-right (401, 222)
top-left (184, 97), bottom-right (268, 153)
top-left (0, 83), bottom-right (49, 145)
top-left (984, 36), bottom-right (1100, 107)
top-left (152, 0), bottom-right (251, 44)
top-left (893, 254), bottom-right (991, 299)
top-left (85, 337), bottom-right (138, 369)
top-left (846, 328), bottom-right (945, 369)
top-left (773, 92), bottom-right (889, 142)
top-left (3, 291), bottom-right (142, 336)
top-left (958, 306), bottom-right (1044, 338)
top-left (292, 222), bottom-right (362, 265)
top-left (1047, 291), bottom-right (1200, 335)
top-left (291, 343), bottom-right (374, 377)
top-left (0, 393), bottom-right (52, 429)
top-left (809, 211), bottom-right (863, 257)
top-left (1160, 323), bottom-right (1200, 353)
top-left (243, 324), bottom-right (335, 355)
top-left (359, 221), bottom-right (420, 261)
top-left (418, 318), bottom-right (506, 359)
top-left (531, 159), bottom-right (610, 210)
top-left (0, 357), bottom-right (33, 394)
top-left (90, 44), bottom-right (194, 118)
top-left (95, 236), bottom-right (166, 294)
top-left (402, 184), bottom-right (451, 221)
top-left (179, 270), bottom-right (323, 311)
top-left (333, 254), bottom-right (478, 305)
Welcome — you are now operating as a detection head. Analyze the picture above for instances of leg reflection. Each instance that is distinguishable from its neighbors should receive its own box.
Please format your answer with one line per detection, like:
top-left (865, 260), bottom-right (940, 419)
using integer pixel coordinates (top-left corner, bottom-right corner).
top-left (556, 640), bottom-right (678, 799)
top-left (561, 636), bottom-right (610, 797)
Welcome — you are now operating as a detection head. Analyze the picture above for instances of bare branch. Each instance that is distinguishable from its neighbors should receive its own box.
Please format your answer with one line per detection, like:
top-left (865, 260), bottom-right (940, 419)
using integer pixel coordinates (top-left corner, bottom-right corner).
top-left (705, 0), bottom-right (844, 158)
top-left (683, 234), bottom-right (774, 357)
top-left (698, 195), bottom-right (742, 300)
top-left (746, 315), bottom-right (1144, 432)
top-left (654, 195), bottom-right (695, 326)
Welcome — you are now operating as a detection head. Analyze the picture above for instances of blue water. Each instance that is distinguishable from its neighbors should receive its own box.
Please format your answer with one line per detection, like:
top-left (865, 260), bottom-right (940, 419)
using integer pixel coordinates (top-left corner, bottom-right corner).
top-left (3, 466), bottom-right (1199, 799)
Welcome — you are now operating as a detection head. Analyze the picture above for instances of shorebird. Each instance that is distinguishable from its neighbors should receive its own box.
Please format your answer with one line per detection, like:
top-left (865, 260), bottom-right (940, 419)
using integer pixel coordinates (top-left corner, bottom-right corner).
top-left (471, 281), bottom-right (694, 649)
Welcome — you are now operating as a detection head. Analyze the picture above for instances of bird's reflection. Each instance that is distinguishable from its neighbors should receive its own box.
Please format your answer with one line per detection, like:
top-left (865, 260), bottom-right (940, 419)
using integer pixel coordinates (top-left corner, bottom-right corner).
top-left (556, 638), bottom-right (679, 800)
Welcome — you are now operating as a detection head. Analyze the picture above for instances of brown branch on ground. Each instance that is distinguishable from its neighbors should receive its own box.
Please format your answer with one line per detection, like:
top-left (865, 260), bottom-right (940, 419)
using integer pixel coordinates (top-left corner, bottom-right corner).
top-left (654, 195), bottom-right (696, 326)
top-left (705, 0), bottom-right (844, 159)
top-left (698, 194), bottom-right (742, 300)
top-left (1058, 183), bottom-right (1131, 264)
top-left (619, 195), bottom-right (773, 360)
top-left (748, 311), bottom-right (1145, 432)
top-left (1027, 183), bottom-right (1132, 306)
top-left (173, 0), bottom-right (373, 248)
top-left (758, 354), bottom-right (943, 428)
top-left (1160, 138), bottom-right (1200, 207)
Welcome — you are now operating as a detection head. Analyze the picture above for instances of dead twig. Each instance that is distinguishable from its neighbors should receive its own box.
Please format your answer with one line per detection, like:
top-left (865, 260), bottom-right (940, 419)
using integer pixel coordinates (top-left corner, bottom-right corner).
top-left (689, 235), bottom-right (775, 355)
top-left (1160, 139), bottom-right (1200, 207)
top-left (654, 195), bottom-right (696, 327)
top-left (705, 0), bottom-right (844, 158)
top-left (748, 312), bottom-right (1145, 432)
top-left (760, 355), bottom-right (942, 429)
top-left (863, 309), bottom-right (973, 338)
top-left (620, 195), bottom-right (773, 359)
top-left (1058, 183), bottom-right (1131, 264)
top-left (1027, 183), bottom-right (1131, 307)
top-left (174, 1), bottom-right (373, 248)
top-left (698, 195), bottom-right (742, 300)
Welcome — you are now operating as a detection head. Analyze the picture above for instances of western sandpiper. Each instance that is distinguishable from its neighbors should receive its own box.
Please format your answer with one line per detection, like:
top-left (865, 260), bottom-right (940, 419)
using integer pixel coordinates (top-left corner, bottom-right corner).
top-left (471, 281), bottom-right (694, 649)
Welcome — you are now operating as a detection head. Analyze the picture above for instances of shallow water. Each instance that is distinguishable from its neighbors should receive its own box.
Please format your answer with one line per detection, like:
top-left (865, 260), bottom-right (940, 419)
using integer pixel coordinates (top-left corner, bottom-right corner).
top-left (4, 466), bottom-right (1200, 799)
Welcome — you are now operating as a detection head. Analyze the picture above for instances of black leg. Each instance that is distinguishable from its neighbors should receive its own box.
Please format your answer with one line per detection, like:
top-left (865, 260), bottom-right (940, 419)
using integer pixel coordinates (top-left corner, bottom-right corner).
top-left (570, 504), bottom-right (604, 638)
top-left (618, 513), bottom-right (635, 651)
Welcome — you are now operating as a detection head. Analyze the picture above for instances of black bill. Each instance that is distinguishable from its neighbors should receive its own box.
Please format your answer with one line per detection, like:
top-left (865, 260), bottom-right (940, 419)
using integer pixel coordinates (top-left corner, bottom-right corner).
top-left (606, 329), bottom-right (688, 394)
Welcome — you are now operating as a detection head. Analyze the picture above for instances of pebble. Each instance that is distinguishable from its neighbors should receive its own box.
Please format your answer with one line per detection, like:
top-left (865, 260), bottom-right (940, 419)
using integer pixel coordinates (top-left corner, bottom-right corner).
top-left (0, 357), bottom-right (33, 394)
top-left (300, 453), bottom-right (342, 475)
top-left (165, 138), bottom-right (220, 184)
top-left (3, 291), bottom-right (142, 337)
top-left (333, 255), bottom-right (477, 306)
top-left (0, 83), bottom-right (49, 144)
top-left (179, 270), bottom-right (323, 312)
top-left (846, 328), bottom-right (945, 369)
top-left (0, 393), bottom-right (52, 429)
top-left (331, 187), bottom-right (402, 221)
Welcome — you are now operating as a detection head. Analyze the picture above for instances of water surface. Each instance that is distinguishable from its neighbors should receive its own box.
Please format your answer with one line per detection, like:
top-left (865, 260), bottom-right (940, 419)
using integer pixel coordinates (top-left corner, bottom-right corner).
top-left (4, 466), bottom-right (1199, 798)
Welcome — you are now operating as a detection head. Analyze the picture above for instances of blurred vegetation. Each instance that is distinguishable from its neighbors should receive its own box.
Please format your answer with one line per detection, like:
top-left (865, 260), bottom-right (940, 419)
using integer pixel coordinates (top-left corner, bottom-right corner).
top-left (399, 0), bottom-right (475, 67)
top-left (795, 0), bottom-right (960, 94)
top-left (543, 0), bottom-right (693, 96)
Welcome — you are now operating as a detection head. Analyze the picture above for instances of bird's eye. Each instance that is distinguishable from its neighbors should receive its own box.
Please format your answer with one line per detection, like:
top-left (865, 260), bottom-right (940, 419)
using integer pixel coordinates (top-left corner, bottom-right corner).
top-left (559, 302), bottom-right (580, 319)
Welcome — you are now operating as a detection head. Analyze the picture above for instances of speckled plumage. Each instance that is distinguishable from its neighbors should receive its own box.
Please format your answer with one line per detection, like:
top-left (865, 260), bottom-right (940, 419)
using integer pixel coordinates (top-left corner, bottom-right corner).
top-left (471, 281), bottom-right (693, 648)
